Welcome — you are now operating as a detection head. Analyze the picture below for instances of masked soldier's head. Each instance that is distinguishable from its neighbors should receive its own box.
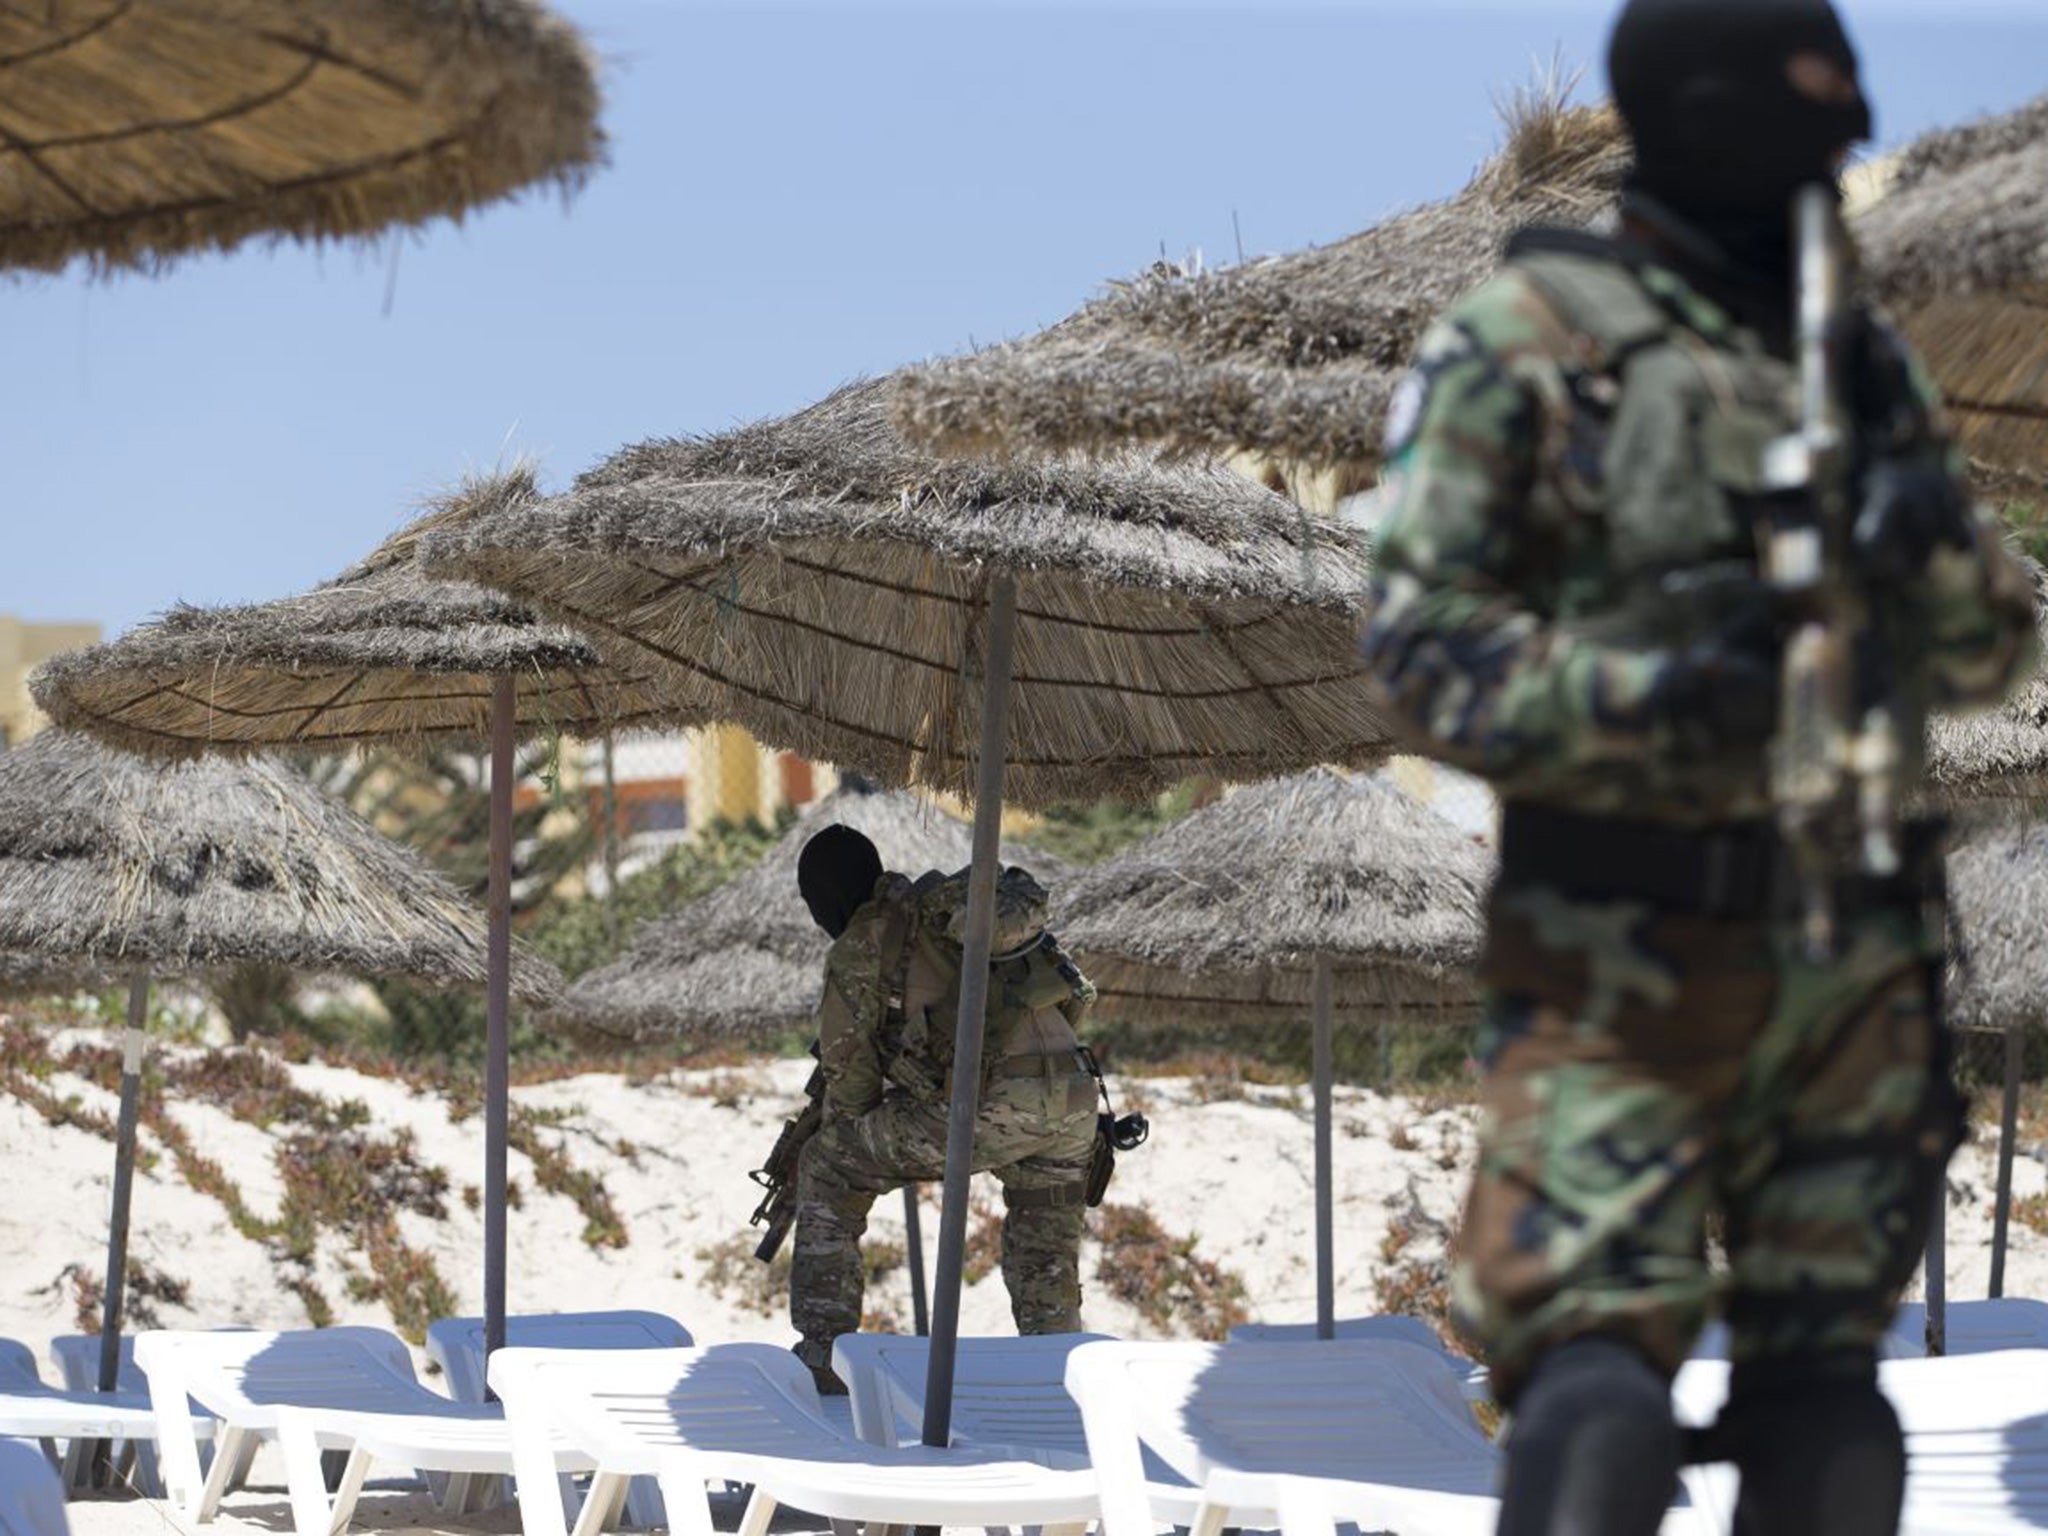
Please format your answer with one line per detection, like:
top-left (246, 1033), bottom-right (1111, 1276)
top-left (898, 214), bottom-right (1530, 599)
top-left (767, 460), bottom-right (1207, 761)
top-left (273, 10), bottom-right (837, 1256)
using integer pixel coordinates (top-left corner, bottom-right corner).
top-left (798, 824), bottom-right (885, 939)
top-left (1608, 0), bottom-right (1873, 220)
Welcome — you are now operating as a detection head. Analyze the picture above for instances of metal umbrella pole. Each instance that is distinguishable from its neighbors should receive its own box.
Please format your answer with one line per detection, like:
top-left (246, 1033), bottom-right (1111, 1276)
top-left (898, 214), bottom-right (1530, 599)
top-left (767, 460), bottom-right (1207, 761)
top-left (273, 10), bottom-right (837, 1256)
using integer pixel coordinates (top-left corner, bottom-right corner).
top-left (484, 675), bottom-right (517, 1363)
top-left (1991, 1025), bottom-right (2023, 1299)
top-left (1312, 956), bottom-right (1335, 1341)
top-left (97, 974), bottom-right (150, 1394)
top-left (1925, 1183), bottom-right (1947, 1356)
top-left (904, 1186), bottom-right (930, 1336)
top-left (921, 573), bottom-right (1019, 1451)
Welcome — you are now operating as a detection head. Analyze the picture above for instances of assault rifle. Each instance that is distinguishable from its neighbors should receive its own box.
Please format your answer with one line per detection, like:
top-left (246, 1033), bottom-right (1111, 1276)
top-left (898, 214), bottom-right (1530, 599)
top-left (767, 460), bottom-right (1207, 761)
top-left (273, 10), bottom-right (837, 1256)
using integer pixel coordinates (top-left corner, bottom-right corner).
top-left (1762, 183), bottom-right (1904, 959)
top-left (748, 1052), bottom-right (823, 1263)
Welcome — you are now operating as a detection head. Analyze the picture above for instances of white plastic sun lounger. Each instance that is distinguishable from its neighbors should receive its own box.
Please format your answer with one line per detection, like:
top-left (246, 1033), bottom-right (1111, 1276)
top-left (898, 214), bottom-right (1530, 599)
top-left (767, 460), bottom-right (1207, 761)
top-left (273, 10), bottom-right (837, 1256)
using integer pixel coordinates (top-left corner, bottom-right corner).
top-left (426, 1310), bottom-right (693, 1527)
top-left (1676, 1349), bottom-right (2048, 1536)
top-left (832, 1331), bottom-right (1205, 1524)
top-left (424, 1312), bottom-right (695, 1404)
top-left (48, 1332), bottom-right (237, 1497)
top-left (134, 1325), bottom-right (590, 1534)
top-left (0, 1439), bottom-right (68, 1536)
top-left (1067, 1337), bottom-right (1504, 1536)
top-left (0, 1337), bottom-right (160, 1493)
top-left (488, 1343), bottom-right (1099, 1536)
top-left (1229, 1315), bottom-right (1494, 1402)
top-left (1068, 1338), bottom-right (1713, 1536)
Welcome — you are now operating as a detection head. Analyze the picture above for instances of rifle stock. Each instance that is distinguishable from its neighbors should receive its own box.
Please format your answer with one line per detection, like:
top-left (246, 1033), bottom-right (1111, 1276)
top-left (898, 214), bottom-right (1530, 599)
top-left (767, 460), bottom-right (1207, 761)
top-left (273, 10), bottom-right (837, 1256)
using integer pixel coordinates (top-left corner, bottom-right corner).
top-left (748, 1064), bottom-right (824, 1264)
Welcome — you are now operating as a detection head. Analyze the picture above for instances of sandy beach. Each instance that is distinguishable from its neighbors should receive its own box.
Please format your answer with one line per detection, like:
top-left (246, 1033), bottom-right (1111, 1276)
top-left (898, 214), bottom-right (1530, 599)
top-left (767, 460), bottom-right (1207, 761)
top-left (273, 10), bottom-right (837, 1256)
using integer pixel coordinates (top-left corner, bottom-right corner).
top-left (4, 1037), bottom-right (2041, 1536)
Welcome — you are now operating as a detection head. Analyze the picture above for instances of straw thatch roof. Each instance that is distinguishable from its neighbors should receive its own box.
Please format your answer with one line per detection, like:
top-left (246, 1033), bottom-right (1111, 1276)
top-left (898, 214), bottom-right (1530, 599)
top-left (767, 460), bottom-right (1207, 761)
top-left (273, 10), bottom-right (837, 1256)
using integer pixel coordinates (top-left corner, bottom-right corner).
top-left (557, 781), bottom-right (1063, 1043)
top-left (0, 0), bottom-right (602, 274)
top-left (1947, 823), bottom-right (2048, 1032)
top-left (419, 377), bottom-right (1395, 809)
top-left (1923, 557), bottom-right (2048, 806)
top-left (895, 88), bottom-right (2048, 502)
top-left (31, 470), bottom-right (680, 759)
top-left (0, 730), bottom-right (558, 997)
top-left (889, 102), bottom-right (1629, 478)
top-left (1054, 769), bottom-right (1488, 1028)
top-left (1860, 90), bottom-right (2048, 500)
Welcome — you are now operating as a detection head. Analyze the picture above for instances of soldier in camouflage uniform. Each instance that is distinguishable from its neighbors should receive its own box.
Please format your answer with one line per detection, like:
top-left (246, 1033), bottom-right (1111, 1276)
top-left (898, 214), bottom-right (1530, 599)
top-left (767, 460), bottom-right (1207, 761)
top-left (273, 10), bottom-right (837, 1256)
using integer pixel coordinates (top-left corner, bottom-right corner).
top-left (1356, 2), bottom-right (2039, 1532)
top-left (787, 825), bottom-right (1098, 1391)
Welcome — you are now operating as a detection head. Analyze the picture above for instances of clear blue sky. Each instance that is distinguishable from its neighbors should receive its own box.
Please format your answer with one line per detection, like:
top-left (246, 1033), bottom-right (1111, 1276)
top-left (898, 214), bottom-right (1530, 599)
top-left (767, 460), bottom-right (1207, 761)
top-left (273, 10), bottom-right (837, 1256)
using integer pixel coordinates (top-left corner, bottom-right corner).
top-left (5, 1), bottom-right (2044, 637)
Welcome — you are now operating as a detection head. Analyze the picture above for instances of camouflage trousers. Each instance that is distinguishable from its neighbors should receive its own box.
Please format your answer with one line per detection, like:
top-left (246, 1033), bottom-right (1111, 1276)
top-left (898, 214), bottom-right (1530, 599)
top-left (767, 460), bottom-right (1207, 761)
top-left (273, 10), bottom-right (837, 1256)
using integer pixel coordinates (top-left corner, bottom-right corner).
top-left (1455, 879), bottom-right (1962, 1407)
top-left (789, 1069), bottom-right (1097, 1364)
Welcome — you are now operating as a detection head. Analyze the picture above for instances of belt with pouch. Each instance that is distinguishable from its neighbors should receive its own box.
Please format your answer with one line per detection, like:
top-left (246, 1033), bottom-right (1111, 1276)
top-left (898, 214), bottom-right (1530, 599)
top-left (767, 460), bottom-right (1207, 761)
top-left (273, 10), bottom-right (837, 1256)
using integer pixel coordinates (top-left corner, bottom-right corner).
top-left (1498, 801), bottom-right (1937, 920)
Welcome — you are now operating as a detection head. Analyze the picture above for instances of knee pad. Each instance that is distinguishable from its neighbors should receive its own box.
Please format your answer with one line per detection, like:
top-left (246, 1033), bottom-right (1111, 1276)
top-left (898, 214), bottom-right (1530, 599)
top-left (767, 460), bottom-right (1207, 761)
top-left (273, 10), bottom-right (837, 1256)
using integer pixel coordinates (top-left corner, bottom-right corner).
top-left (1499, 1336), bottom-right (1679, 1536)
top-left (1712, 1354), bottom-right (1902, 1536)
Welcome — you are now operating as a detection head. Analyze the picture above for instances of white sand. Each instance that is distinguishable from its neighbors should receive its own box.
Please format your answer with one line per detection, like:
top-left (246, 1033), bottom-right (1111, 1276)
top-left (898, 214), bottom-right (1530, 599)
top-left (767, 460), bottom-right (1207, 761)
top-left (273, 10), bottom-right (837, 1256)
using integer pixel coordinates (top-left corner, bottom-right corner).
top-left (4, 1041), bottom-right (2039, 1536)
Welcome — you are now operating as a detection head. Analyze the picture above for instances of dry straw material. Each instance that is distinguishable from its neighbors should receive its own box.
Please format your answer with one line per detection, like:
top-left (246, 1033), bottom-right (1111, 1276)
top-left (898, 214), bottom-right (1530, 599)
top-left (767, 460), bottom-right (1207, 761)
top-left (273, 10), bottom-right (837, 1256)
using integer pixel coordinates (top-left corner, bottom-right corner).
top-left (559, 781), bottom-right (1062, 1044)
top-left (1860, 90), bottom-right (2048, 500)
top-left (420, 377), bottom-right (1396, 808)
top-left (0, 0), bottom-right (602, 274)
top-left (33, 470), bottom-right (678, 758)
top-left (1948, 824), bottom-right (2048, 1032)
top-left (0, 729), bottom-right (557, 997)
top-left (1054, 768), bottom-right (1488, 1028)
top-left (890, 100), bottom-right (1628, 478)
top-left (895, 88), bottom-right (2048, 502)
top-left (1923, 558), bottom-right (2048, 806)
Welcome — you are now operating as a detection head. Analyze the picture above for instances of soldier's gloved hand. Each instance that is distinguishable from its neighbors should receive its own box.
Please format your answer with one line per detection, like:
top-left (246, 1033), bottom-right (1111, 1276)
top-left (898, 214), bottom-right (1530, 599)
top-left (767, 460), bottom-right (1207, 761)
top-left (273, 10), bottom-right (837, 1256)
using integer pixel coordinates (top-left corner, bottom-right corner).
top-left (1852, 458), bottom-right (1976, 588)
top-left (1649, 632), bottom-right (1779, 755)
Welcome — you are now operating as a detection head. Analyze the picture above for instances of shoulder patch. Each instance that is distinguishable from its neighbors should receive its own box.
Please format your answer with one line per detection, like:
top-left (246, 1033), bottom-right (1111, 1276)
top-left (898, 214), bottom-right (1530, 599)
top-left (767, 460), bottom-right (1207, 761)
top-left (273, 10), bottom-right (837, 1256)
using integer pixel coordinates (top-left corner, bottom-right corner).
top-left (1382, 320), bottom-right (1486, 459)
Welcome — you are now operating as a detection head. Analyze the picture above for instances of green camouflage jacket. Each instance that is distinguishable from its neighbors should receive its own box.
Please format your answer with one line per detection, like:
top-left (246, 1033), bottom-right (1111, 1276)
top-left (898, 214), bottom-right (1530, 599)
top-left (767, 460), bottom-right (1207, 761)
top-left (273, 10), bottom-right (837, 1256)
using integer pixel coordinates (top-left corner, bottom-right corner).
top-left (1358, 239), bottom-right (2039, 823)
top-left (816, 873), bottom-right (913, 1119)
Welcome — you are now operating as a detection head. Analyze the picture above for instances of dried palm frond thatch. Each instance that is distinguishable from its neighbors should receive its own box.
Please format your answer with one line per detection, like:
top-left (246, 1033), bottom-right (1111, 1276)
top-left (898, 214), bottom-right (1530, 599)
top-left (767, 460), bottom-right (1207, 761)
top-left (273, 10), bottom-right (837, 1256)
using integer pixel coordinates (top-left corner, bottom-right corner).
top-left (558, 781), bottom-right (1064, 1044)
top-left (421, 377), bottom-right (1396, 809)
top-left (0, 0), bottom-right (603, 274)
top-left (890, 99), bottom-right (1628, 476)
top-left (32, 469), bottom-right (680, 758)
top-left (0, 730), bottom-right (558, 998)
top-left (1860, 90), bottom-right (2048, 501)
top-left (1947, 823), bottom-right (2048, 1032)
top-left (1054, 769), bottom-right (1488, 1028)
top-left (1924, 558), bottom-right (2048, 806)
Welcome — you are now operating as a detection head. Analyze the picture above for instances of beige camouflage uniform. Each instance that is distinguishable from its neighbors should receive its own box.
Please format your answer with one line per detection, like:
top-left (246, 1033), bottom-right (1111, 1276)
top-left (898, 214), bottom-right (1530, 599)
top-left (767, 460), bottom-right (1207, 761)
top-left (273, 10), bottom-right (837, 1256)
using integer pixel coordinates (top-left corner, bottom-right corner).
top-left (790, 870), bottom-right (1098, 1368)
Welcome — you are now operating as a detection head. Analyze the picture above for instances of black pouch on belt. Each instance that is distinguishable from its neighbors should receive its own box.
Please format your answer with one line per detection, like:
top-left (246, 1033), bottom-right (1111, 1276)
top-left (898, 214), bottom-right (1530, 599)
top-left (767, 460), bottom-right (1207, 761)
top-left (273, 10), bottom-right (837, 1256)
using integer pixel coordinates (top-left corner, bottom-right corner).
top-left (1085, 1117), bottom-right (1117, 1207)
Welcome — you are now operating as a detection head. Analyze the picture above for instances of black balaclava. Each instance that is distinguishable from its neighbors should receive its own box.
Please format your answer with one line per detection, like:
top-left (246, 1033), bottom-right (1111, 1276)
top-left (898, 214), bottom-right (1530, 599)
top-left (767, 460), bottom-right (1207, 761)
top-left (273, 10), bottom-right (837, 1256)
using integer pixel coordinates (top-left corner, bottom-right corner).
top-left (797, 824), bottom-right (884, 939)
top-left (1608, 0), bottom-right (1872, 289)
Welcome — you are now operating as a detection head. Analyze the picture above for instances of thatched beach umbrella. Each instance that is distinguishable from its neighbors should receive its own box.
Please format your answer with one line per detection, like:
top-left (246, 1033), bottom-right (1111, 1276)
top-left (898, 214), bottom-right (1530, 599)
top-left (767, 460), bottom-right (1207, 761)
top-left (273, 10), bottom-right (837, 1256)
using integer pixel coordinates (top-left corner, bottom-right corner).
top-left (0, 0), bottom-right (602, 274)
top-left (419, 374), bottom-right (1391, 1446)
top-left (1055, 768), bottom-right (1487, 1338)
top-left (31, 470), bottom-right (678, 1361)
top-left (0, 728), bottom-right (556, 1390)
top-left (1926, 567), bottom-right (2048, 807)
top-left (1947, 827), bottom-right (2048, 1306)
top-left (1859, 90), bottom-right (2048, 500)
top-left (890, 102), bottom-right (1628, 481)
top-left (895, 87), bottom-right (2047, 508)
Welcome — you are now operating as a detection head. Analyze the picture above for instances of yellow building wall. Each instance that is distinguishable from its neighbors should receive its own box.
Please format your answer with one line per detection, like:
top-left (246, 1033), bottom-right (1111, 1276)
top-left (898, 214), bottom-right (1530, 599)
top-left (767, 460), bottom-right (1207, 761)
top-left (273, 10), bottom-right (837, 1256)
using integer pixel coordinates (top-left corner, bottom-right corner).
top-left (0, 616), bottom-right (100, 746)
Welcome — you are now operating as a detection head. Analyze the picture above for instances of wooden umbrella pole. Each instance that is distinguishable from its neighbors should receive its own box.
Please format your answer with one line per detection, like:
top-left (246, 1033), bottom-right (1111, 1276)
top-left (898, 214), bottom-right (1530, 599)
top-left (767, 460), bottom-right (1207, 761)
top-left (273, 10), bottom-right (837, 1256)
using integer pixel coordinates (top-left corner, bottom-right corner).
top-left (1312, 956), bottom-right (1335, 1342)
top-left (484, 675), bottom-right (517, 1363)
top-left (1991, 1025), bottom-right (2023, 1300)
top-left (904, 1185), bottom-right (930, 1337)
top-left (98, 975), bottom-right (150, 1394)
top-left (921, 572), bottom-right (1019, 1452)
top-left (601, 729), bottom-right (621, 942)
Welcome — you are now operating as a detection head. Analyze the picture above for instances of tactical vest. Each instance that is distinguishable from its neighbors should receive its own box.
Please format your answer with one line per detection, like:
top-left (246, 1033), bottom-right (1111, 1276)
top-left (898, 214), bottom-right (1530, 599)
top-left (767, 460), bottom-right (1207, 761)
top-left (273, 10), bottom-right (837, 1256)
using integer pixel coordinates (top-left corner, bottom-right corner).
top-left (1506, 234), bottom-right (1808, 649)
top-left (873, 865), bottom-right (1090, 1102)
